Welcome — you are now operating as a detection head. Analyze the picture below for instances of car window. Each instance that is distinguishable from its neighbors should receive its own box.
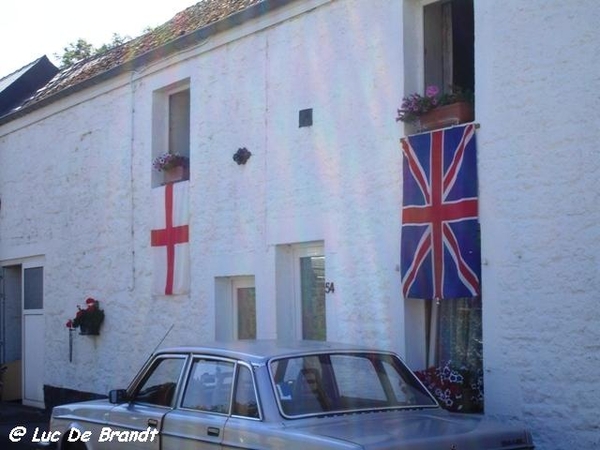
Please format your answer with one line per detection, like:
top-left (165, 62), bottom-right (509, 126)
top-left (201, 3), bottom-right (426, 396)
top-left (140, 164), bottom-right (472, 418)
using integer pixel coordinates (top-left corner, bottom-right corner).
top-left (271, 356), bottom-right (331, 415)
top-left (232, 365), bottom-right (259, 419)
top-left (271, 352), bottom-right (436, 417)
top-left (271, 356), bottom-right (321, 399)
top-left (181, 358), bottom-right (235, 414)
top-left (381, 359), bottom-right (421, 404)
top-left (330, 354), bottom-right (386, 401)
top-left (133, 356), bottom-right (185, 407)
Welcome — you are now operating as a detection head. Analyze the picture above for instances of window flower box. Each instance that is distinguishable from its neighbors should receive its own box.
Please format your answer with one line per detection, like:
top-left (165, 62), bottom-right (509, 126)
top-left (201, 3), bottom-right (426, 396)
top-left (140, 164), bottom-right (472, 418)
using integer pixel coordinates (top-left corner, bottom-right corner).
top-left (153, 152), bottom-right (190, 184)
top-left (397, 85), bottom-right (474, 132)
top-left (162, 165), bottom-right (189, 184)
top-left (418, 101), bottom-right (474, 131)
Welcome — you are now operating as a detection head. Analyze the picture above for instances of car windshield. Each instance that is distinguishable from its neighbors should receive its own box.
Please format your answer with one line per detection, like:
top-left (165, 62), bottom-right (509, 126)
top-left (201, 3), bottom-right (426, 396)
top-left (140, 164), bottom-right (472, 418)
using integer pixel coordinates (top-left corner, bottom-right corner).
top-left (270, 352), bottom-right (437, 417)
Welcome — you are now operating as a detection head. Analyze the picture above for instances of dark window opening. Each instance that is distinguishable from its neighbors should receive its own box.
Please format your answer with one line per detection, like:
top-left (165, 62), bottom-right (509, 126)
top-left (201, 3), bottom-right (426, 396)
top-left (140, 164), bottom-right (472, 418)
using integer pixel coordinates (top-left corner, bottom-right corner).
top-left (424, 0), bottom-right (474, 96)
top-left (168, 90), bottom-right (190, 159)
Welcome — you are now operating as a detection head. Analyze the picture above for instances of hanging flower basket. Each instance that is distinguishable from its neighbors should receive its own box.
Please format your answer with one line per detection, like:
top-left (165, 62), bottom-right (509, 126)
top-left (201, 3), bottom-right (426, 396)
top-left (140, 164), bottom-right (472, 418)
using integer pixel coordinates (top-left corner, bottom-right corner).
top-left (66, 298), bottom-right (105, 336)
top-left (78, 324), bottom-right (100, 336)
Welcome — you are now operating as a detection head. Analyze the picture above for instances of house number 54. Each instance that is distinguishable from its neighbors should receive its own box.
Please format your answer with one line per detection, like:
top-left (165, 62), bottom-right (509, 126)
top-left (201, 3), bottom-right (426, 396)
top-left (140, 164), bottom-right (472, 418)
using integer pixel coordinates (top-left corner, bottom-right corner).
top-left (325, 282), bottom-right (335, 294)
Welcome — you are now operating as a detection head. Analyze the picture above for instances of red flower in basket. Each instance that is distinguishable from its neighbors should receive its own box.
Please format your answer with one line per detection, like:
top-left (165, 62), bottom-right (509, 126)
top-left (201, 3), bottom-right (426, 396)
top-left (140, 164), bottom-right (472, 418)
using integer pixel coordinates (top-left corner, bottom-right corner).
top-left (66, 297), bottom-right (105, 335)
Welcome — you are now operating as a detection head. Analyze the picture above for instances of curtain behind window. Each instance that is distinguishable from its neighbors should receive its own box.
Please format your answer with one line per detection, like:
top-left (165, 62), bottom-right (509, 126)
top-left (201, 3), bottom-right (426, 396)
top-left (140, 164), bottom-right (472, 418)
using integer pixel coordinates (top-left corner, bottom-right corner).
top-left (432, 297), bottom-right (482, 368)
top-left (417, 297), bottom-right (483, 413)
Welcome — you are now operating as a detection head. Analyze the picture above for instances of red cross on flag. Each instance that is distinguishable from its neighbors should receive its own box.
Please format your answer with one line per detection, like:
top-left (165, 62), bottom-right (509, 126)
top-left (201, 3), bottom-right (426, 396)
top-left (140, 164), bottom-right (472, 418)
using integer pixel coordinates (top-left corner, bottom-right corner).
top-left (151, 181), bottom-right (190, 295)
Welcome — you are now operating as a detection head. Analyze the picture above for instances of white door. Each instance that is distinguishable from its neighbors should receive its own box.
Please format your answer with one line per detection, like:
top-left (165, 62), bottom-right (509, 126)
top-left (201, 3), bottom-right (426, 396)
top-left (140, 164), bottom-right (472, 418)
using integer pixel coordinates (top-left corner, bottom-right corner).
top-left (293, 245), bottom-right (326, 341)
top-left (22, 262), bottom-right (44, 408)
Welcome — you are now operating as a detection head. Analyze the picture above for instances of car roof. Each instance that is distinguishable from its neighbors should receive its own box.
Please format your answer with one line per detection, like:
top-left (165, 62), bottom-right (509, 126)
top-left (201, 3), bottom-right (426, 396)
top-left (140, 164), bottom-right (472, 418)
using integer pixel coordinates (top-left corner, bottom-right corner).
top-left (156, 339), bottom-right (390, 364)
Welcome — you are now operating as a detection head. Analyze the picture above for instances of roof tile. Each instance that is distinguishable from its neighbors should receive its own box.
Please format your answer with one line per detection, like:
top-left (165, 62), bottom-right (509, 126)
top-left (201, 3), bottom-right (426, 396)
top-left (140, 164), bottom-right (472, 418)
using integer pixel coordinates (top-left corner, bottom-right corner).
top-left (22, 0), bottom-right (263, 109)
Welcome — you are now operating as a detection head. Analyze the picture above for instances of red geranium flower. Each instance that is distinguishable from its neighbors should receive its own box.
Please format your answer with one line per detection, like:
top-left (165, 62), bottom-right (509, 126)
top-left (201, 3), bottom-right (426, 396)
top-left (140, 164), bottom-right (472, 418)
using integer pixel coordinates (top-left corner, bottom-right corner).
top-left (67, 297), bottom-right (105, 333)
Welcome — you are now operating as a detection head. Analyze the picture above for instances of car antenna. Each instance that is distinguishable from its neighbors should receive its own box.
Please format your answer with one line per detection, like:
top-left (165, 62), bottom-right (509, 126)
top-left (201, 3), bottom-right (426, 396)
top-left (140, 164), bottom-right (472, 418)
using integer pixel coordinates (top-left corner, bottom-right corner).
top-left (151, 323), bottom-right (174, 355)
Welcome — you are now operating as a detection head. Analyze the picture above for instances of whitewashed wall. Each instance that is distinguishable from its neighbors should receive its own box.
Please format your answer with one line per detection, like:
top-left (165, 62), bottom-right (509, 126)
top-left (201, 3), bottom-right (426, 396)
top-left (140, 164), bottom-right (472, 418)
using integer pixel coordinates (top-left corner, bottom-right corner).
top-left (0, 0), bottom-right (598, 448)
top-left (475, 1), bottom-right (600, 449)
top-left (0, 0), bottom-right (404, 392)
top-left (0, 79), bottom-right (148, 392)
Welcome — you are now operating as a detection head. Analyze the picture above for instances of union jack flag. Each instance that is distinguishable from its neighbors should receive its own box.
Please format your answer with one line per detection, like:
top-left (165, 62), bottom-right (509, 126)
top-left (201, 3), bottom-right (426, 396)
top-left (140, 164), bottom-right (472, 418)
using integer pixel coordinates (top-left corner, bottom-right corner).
top-left (400, 124), bottom-right (481, 300)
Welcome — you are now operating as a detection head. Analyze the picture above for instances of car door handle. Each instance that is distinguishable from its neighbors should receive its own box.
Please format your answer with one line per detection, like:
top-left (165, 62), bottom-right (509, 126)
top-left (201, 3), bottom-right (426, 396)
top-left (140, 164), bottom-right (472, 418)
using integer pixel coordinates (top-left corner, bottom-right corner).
top-left (207, 427), bottom-right (220, 437)
top-left (148, 418), bottom-right (159, 428)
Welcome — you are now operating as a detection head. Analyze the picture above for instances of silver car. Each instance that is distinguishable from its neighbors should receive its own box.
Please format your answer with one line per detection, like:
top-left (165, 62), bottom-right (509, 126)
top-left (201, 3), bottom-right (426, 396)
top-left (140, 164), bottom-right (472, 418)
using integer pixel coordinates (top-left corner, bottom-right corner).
top-left (46, 340), bottom-right (534, 449)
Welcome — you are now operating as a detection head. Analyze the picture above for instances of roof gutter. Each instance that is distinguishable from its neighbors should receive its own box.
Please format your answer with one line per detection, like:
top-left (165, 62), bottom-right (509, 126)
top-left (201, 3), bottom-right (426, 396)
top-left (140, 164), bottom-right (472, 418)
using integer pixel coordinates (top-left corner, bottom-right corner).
top-left (0, 0), bottom-right (296, 127)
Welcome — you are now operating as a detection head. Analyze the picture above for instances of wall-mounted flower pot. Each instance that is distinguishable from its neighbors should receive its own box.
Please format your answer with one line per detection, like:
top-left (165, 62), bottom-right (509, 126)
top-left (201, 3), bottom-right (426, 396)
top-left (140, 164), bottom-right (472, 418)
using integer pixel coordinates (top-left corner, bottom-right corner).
top-left (163, 165), bottom-right (189, 184)
top-left (79, 324), bottom-right (100, 336)
top-left (418, 101), bottom-right (474, 132)
top-left (233, 147), bottom-right (252, 165)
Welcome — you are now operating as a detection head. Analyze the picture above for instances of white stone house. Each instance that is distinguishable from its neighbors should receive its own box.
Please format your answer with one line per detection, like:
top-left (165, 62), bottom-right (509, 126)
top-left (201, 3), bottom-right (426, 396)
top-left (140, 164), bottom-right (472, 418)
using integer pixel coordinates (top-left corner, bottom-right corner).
top-left (0, 0), bottom-right (598, 448)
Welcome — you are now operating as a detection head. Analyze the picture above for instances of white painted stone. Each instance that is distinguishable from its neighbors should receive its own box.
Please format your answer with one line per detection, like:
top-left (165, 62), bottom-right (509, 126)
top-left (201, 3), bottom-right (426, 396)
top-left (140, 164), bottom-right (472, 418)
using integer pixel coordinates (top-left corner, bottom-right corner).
top-left (0, 0), bottom-right (597, 448)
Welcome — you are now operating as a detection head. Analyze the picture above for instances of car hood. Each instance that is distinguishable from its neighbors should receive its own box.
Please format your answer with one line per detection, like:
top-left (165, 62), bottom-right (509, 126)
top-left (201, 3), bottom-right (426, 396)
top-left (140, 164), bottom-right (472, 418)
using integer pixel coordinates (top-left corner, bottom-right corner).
top-left (52, 399), bottom-right (113, 423)
top-left (284, 409), bottom-right (533, 450)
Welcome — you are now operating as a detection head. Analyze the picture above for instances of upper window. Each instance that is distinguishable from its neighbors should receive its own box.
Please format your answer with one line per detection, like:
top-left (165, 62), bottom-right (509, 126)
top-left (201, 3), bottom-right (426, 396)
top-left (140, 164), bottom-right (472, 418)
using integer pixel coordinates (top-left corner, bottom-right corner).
top-left (152, 80), bottom-right (190, 187)
top-left (168, 90), bottom-right (190, 158)
top-left (423, 0), bottom-right (474, 96)
top-left (24, 267), bottom-right (43, 310)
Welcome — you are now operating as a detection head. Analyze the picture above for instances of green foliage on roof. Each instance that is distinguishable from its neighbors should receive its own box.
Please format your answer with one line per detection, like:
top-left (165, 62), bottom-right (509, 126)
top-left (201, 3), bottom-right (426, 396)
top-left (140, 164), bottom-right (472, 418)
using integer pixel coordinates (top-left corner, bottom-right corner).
top-left (56, 33), bottom-right (131, 69)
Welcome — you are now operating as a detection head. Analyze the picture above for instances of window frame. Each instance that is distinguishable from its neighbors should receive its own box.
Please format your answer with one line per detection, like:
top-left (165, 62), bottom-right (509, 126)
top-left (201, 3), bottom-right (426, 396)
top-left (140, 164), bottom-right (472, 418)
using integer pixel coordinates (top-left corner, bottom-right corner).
top-left (178, 355), bottom-right (262, 421)
top-left (269, 351), bottom-right (438, 419)
top-left (404, 0), bottom-right (474, 100)
top-left (232, 277), bottom-right (257, 340)
top-left (168, 88), bottom-right (191, 158)
top-left (151, 79), bottom-right (191, 188)
top-left (179, 356), bottom-right (236, 415)
top-left (231, 362), bottom-right (262, 420)
top-left (128, 354), bottom-right (188, 409)
top-left (292, 244), bottom-right (326, 341)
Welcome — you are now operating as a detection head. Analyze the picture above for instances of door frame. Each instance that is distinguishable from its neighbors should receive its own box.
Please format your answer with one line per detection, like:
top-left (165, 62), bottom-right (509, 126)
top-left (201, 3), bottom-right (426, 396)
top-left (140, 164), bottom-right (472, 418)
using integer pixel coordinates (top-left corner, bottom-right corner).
top-left (21, 258), bottom-right (45, 408)
top-left (292, 243), bottom-right (325, 341)
top-left (231, 276), bottom-right (256, 340)
top-left (1, 256), bottom-right (45, 407)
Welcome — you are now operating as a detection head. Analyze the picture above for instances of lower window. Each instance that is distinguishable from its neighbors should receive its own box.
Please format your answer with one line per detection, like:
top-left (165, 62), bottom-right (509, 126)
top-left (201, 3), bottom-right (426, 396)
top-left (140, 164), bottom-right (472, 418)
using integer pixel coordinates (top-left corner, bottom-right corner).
top-left (415, 297), bottom-right (484, 413)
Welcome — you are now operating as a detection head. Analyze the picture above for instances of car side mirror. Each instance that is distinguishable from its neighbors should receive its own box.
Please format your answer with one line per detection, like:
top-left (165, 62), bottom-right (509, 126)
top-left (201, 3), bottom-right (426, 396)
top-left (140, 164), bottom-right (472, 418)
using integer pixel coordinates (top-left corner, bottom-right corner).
top-left (109, 389), bottom-right (129, 404)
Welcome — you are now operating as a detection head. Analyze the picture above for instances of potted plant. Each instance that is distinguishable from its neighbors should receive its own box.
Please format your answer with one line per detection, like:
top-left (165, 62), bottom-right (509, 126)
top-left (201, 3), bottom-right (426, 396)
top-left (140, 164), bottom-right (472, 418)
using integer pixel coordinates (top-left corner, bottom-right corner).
top-left (152, 152), bottom-right (190, 184)
top-left (396, 85), bottom-right (474, 132)
top-left (66, 297), bottom-right (105, 336)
